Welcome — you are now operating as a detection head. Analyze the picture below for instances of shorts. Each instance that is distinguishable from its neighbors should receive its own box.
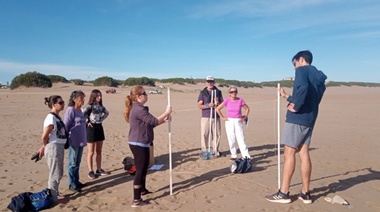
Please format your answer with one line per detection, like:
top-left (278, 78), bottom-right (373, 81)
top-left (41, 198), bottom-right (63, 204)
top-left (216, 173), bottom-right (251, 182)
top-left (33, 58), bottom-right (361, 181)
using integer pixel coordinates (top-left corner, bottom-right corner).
top-left (281, 122), bottom-right (313, 148)
top-left (87, 123), bottom-right (105, 142)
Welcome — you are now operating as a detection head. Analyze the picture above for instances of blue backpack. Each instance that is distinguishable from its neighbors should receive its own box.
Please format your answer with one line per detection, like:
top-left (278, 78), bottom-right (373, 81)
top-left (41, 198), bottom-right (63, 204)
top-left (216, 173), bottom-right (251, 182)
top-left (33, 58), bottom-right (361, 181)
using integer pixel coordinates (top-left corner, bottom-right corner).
top-left (230, 157), bottom-right (252, 173)
top-left (29, 188), bottom-right (52, 211)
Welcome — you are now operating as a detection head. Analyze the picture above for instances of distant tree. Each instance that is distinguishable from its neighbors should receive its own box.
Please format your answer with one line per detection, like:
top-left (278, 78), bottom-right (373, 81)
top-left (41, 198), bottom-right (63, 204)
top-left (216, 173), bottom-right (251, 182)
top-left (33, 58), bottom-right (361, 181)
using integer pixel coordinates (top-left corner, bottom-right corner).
top-left (124, 77), bottom-right (155, 86)
top-left (48, 75), bottom-right (69, 83)
top-left (71, 79), bottom-right (85, 85)
top-left (10, 71), bottom-right (52, 90)
top-left (93, 76), bottom-right (119, 87)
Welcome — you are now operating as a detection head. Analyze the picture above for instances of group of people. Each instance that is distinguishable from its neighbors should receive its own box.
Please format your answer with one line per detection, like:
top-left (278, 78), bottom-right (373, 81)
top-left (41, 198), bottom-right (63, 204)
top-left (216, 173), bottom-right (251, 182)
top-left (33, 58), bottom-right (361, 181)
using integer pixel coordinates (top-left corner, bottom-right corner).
top-left (197, 75), bottom-right (251, 161)
top-left (197, 50), bottom-right (327, 205)
top-left (39, 89), bottom-right (110, 203)
top-left (38, 50), bottom-right (326, 207)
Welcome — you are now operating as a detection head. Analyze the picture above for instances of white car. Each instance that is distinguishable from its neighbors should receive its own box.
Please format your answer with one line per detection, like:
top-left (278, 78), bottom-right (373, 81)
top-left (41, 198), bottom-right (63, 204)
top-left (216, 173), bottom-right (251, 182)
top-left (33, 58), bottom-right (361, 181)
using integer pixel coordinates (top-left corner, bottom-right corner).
top-left (149, 89), bottom-right (162, 94)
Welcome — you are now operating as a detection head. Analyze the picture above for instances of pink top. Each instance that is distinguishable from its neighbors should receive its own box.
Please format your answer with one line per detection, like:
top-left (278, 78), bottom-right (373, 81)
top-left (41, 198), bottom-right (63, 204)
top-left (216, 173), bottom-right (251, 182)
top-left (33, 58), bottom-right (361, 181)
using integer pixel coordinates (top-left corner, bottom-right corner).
top-left (223, 97), bottom-right (246, 118)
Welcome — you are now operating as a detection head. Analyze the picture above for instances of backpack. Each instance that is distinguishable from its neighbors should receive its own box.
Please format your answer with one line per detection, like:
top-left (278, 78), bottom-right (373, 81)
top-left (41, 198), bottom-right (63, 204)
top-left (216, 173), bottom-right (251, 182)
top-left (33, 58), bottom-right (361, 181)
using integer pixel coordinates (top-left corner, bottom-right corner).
top-left (7, 188), bottom-right (52, 212)
top-left (229, 157), bottom-right (252, 173)
top-left (29, 188), bottom-right (52, 211)
top-left (122, 156), bottom-right (136, 175)
top-left (49, 112), bottom-right (69, 149)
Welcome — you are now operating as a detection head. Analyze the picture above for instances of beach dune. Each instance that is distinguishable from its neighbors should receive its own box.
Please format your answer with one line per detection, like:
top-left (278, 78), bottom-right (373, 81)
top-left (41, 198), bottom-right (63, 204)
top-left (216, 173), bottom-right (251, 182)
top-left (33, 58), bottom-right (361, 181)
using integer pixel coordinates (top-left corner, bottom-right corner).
top-left (1, 84), bottom-right (379, 211)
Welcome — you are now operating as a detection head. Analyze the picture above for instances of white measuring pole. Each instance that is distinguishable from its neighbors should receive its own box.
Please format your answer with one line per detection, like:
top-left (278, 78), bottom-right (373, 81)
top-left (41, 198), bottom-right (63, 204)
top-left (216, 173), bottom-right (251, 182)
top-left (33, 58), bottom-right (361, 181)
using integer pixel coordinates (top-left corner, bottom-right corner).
top-left (277, 83), bottom-right (281, 189)
top-left (168, 87), bottom-right (173, 195)
top-left (213, 90), bottom-right (217, 156)
top-left (208, 91), bottom-right (214, 154)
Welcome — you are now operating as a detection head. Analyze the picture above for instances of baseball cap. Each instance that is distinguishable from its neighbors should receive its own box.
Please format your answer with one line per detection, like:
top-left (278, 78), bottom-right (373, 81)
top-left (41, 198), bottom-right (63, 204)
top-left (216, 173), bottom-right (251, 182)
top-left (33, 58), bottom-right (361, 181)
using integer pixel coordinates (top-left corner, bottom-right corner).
top-left (206, 76), bottom-right (215, 81)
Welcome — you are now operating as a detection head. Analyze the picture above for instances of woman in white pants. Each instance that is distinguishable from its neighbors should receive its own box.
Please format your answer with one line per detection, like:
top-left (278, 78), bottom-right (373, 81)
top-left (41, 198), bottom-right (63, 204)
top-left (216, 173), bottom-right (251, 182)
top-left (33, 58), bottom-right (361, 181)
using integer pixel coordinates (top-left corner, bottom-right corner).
top-left (216, 86), bottom-right (250, 160)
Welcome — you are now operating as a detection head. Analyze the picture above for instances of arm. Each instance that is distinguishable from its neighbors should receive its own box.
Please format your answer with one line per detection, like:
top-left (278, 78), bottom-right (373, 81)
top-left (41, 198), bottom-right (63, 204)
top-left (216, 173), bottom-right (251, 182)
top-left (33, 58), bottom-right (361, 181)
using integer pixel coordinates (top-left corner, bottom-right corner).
top-left (241, 104), bottom-right (250, 121)
top-left (156, 106), bottom-right (172, 125)
top-left (198, 100), bottom-right (211, 110)
top-left (63, 107), bottom-right (74, 132)
top-left (39, 115), bottom-right (54, 158)
top-left (100, 106), bottom-right (109, 122)
top-left (291, 68), bottom-right (309, 112)
top-left (216, 102), bottom-right (228, 121)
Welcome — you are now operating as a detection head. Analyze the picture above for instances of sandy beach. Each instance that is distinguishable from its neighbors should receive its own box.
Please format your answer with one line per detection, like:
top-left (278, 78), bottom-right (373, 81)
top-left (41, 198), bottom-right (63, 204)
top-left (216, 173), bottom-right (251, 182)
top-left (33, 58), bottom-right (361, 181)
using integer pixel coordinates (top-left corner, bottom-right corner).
top-left (1, 83), bottom-right (380, 211)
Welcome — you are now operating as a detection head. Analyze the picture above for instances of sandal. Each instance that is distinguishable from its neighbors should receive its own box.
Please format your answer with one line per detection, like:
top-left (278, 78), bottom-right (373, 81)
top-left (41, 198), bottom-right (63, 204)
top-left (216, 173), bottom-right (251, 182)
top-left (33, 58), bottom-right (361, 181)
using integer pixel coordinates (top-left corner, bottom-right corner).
top-left (131, 199), bottom-right (147, 207)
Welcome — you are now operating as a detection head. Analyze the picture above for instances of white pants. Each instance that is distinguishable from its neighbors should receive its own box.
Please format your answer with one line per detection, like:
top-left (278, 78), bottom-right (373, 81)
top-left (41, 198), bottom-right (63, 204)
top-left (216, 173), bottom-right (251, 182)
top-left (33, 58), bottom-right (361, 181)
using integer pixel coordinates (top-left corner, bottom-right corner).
top-left (225, 118), bottom-right (250, 158)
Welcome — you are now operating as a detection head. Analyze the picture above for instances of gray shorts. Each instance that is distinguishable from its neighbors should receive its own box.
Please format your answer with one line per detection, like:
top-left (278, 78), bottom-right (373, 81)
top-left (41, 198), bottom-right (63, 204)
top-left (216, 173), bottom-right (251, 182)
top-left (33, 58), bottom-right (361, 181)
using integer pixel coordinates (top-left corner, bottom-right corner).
top-left (281, 122), bottom-right (314, 148)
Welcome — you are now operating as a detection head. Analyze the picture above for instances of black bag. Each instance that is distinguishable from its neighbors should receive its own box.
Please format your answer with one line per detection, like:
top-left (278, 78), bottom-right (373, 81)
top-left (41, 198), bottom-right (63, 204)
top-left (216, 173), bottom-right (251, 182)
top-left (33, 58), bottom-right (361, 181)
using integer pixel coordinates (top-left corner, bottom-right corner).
top-left (49, 112), bottom-right (69, 149)
top-left (230, 157), bottom-right (252, 173)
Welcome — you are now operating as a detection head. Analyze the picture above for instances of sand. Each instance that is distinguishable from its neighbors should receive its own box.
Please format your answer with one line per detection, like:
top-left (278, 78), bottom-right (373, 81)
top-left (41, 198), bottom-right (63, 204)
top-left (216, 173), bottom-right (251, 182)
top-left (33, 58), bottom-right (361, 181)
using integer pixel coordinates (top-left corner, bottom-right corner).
top-left (1, 83), bottom-right (380, 211)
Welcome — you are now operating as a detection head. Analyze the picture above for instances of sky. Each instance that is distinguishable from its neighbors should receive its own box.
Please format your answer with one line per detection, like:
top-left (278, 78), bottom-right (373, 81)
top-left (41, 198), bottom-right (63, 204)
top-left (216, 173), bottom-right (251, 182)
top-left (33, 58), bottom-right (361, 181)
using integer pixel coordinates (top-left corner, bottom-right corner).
top-left (1, 0), bottom-right (380, 85)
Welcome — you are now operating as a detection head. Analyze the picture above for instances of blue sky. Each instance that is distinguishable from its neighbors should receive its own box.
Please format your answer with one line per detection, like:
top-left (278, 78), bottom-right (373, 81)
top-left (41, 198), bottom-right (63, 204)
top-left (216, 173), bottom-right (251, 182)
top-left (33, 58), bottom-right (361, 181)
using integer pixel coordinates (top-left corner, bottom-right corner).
top-left (1, 0), bottom-right (380, 84)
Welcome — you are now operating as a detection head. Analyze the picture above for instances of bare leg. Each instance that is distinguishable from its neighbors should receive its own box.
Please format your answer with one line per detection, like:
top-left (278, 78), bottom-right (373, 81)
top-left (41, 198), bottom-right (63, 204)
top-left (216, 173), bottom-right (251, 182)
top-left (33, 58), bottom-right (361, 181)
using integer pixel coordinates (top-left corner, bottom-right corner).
top-left (280, 145), bottom-right (297, 193)
top-left (95, 141), bottom-right (103, 170)
top-left (298, 144), bottom-right (311, 193)
top-left (87, 142), bottom-right (95, 172)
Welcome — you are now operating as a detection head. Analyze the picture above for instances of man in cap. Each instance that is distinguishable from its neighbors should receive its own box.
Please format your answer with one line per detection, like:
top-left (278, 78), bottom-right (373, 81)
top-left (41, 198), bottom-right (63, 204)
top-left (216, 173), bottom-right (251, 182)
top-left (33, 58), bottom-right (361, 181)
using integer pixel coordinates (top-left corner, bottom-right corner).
top-left (197, 76), bottom-right (223, 158)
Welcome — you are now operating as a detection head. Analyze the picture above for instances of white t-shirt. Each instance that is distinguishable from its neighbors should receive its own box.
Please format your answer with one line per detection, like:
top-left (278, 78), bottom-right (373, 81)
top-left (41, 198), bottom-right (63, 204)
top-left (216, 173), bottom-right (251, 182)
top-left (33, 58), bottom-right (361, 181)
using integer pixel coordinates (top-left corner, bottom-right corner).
top-left (43, 113), bottom-right (67, 144)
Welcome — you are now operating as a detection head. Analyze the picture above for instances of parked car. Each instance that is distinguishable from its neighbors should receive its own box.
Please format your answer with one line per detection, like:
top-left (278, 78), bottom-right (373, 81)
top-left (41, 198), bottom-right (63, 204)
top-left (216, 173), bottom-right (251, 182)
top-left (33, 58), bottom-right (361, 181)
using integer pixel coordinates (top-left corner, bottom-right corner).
top-left (106, 88), bottom-right (116, 94)
top-left (148, 89), bottom-right (162, 94)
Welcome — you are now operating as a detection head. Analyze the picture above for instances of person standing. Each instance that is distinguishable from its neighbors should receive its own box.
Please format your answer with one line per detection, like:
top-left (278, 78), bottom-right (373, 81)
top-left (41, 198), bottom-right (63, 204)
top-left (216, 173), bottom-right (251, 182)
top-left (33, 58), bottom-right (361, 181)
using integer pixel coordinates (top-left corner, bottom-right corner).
top-left (82, 89), bottom-right (110, 179)
top-left (64, 90), bottom-right (87, 193)
top-left (39, 95), bottom-right (67, 203)
top-left (197, 76), bottom-right (223, 158)
top-left (265, 50), bottom-right (327, 204)
top-left (124, 85), bottom-right (171, 207)
top-left (216, 86), bottom-right (250, 161)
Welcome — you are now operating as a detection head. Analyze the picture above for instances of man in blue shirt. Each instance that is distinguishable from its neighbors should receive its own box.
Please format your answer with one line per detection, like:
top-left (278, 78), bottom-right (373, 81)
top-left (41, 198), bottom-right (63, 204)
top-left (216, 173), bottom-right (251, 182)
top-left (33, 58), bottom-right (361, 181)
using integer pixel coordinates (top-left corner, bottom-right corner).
top-left (266, 50), bottom-right (327, 204)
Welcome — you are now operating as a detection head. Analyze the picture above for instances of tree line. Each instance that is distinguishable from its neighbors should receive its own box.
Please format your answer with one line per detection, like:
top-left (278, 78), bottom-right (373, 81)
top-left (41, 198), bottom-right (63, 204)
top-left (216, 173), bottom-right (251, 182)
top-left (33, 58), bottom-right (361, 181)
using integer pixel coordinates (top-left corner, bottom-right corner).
top-left (8, 71), bottom-right (380, 90)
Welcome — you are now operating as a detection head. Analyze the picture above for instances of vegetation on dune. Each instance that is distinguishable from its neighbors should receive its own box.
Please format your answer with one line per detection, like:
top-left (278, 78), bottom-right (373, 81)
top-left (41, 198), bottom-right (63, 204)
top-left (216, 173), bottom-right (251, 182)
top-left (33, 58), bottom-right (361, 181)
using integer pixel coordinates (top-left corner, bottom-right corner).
top-left (93, 76), bottom-right (119, 87)
top-left (48, 75), bottom-right (69, 83)
top-left (125, 77), bottom-right (155, 86)
top-left (71, 79), bottom-right (85, 85)
top-left (10, 71), bottom-right (52, 90)
top-left (8, 72), bottom-right (380, 89)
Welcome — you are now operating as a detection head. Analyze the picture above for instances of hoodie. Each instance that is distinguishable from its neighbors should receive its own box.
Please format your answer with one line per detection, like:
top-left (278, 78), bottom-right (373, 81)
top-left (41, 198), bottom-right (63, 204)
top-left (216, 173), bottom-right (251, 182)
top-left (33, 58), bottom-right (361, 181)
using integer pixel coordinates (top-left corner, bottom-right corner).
top-left (286, 65), bottom-right (327, 127)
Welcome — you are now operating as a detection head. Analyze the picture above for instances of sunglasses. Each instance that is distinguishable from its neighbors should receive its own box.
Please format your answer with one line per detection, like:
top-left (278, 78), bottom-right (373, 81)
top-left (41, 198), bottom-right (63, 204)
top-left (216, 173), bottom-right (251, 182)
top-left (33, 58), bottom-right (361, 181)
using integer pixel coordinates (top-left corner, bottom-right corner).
top-left (57, 101), bottom-right (65, 105)
top-left (229, 91), bottom-right (237, 94)
top-left (141, 92), bottom-right (147, 96)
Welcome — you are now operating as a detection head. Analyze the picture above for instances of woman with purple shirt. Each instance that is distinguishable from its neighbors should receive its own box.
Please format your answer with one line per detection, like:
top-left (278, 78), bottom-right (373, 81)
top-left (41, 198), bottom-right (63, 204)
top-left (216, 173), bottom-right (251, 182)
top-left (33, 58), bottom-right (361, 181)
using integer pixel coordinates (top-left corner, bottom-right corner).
top-left (216, 86), bottom-right (250, 160)
top-left (64, 90), bottom-right (87, 193)
top-left (124, 85), bottom-right (171, 207)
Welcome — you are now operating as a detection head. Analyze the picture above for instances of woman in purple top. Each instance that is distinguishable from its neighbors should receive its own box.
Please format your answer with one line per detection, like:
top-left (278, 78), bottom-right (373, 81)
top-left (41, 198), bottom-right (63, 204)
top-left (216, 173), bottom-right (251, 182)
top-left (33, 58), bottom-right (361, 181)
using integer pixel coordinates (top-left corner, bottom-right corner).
top-left (63, 90), bottom-right (87, 193)
top-left (216, 86), bottom-right (250, 160)
top-left (124, 85), bottom-right (171, 207)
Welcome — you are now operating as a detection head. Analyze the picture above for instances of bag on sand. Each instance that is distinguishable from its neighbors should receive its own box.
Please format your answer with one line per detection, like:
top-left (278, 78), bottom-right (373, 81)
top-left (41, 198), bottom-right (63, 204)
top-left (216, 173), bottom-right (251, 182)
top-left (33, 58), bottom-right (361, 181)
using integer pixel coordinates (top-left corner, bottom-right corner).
top-left (122, 156), bottom-right (136, 175)
top-left (229, 157), bottom-right (252, 173)
top-left (29, 188), bottom-right (52, 211)
top-left (8, 188), bottom-right (52, 212)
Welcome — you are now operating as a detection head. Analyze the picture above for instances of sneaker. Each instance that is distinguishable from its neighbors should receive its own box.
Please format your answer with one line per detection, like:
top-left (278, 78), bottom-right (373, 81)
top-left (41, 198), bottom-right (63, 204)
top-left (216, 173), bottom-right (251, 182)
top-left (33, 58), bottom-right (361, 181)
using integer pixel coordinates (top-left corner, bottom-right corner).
top-left (78, 182), bottom-right (87, 188)
top-left (265, 190), bottom-right (291, 203)
top-left (88, 171), bottom-right (96, 179)
top-left (213, 151), bottom-right (222, 158)
top-left (141, 189), bottom-right (153, 196)
top-left (131, 199), bottom-right (147, 207)
top-left (96, 169), bottom-right (110, 176)
top-left (69, 186), bottom-right (82, 193)
top-left (298, 192), bottom-right (312, 204)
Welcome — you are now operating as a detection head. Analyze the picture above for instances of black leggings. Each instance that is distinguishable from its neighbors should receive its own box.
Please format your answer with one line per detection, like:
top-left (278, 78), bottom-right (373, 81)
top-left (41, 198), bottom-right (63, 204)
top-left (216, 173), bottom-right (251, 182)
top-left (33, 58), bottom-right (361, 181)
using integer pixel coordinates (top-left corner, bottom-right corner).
top-left (129, 144), bottom-right (150, 200)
